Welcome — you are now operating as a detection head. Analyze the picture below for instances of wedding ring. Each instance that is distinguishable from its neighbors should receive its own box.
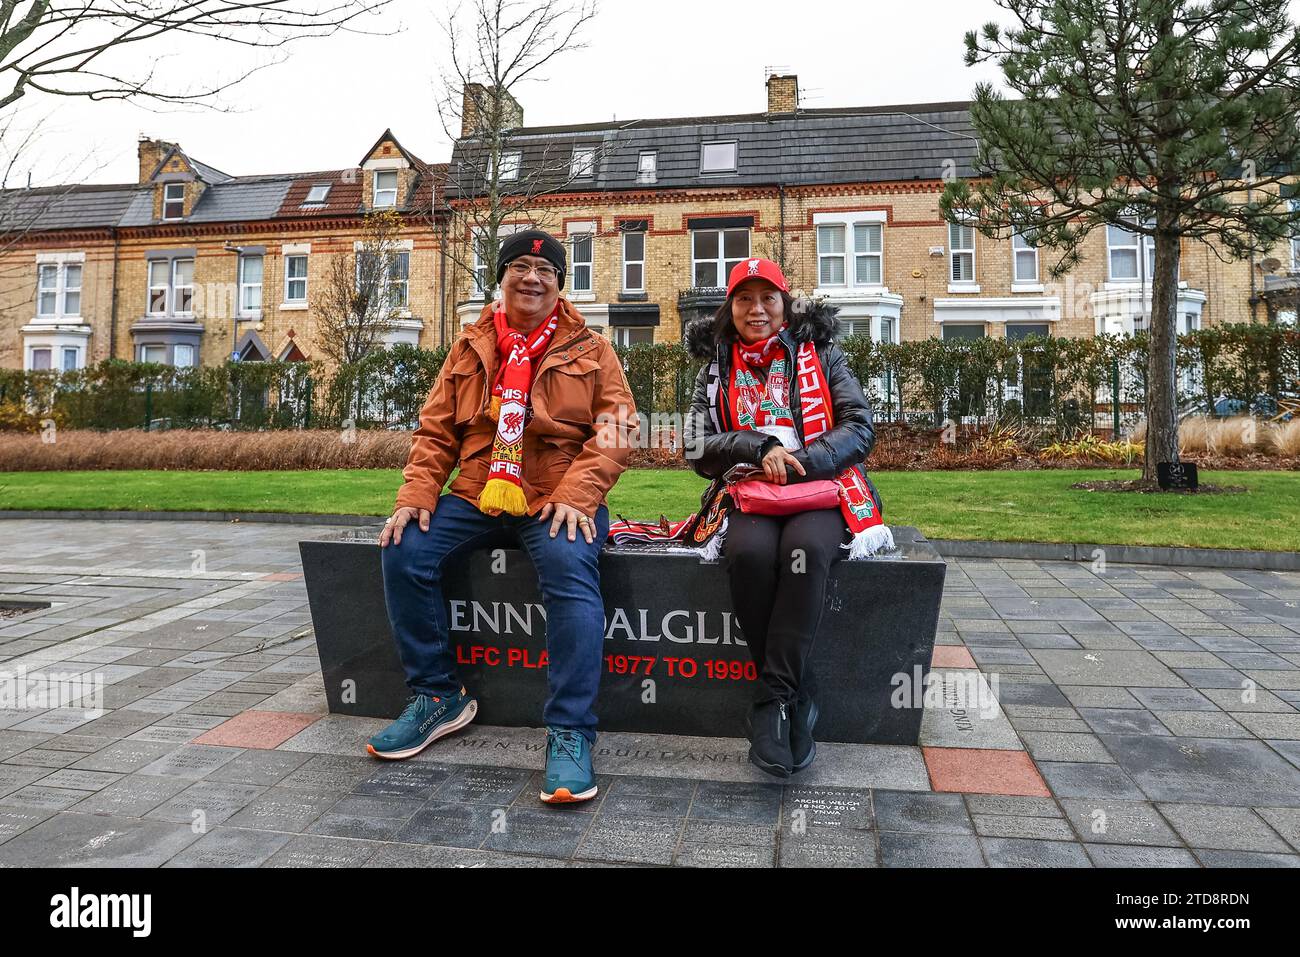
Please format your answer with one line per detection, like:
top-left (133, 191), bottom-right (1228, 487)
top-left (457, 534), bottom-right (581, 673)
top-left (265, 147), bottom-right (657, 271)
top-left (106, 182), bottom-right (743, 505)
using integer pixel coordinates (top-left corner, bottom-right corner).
top-left (578, 516), bottom-right (590, 525)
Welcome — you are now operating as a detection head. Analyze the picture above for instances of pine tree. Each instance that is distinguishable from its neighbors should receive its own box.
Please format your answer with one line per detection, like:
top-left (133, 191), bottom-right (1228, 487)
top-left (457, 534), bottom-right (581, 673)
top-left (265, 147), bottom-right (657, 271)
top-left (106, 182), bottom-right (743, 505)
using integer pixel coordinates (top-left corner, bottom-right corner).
top-left (942, 0), bottom-right (1300, 481)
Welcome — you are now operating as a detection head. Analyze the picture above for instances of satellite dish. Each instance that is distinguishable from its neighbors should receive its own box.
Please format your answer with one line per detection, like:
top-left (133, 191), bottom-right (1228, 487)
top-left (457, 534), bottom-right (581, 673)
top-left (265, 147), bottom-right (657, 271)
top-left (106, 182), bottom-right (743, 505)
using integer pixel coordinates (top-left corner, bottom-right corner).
top-left (1261, 257), bottom-right (1282, 273)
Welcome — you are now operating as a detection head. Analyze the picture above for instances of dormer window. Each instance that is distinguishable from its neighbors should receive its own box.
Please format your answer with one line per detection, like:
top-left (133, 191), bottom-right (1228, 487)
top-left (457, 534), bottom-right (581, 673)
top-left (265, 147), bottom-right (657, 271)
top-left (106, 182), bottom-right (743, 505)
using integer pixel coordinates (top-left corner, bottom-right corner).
top-left (496, 151), bottom-right (521, 182)
top-left (373, 170), bottom-right (398, 208)
top-left (637, 151), bottom-right (657, 185)
top-left (162, 183), bottom-right (185, 220)
top-left (700, 141), bottom-right (737, 174)
top-left (571, 146), bottom-right (596, 179)
top-left (304, 184), bottom-right (331, 204)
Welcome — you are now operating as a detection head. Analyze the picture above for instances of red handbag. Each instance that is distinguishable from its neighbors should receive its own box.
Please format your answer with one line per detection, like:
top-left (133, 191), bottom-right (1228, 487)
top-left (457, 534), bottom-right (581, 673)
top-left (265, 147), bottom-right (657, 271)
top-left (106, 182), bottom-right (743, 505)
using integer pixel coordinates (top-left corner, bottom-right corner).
top-left (728, 478), bottom-right (841, 516)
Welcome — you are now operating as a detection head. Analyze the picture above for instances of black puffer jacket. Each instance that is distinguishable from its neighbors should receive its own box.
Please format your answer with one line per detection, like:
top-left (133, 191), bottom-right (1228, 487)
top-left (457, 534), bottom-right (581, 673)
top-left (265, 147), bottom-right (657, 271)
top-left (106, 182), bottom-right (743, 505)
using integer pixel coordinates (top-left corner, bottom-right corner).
top-left (683, 301), bottom-right (880, 505)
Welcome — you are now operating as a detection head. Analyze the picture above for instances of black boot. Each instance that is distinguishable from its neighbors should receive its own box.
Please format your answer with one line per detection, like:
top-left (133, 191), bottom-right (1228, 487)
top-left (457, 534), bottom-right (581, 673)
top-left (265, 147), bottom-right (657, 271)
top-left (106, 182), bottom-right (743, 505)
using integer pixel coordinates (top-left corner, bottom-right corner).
top-left (748, 698), bottom-right (793, 778)
top-left (790, 689), bottom-right (819, 773)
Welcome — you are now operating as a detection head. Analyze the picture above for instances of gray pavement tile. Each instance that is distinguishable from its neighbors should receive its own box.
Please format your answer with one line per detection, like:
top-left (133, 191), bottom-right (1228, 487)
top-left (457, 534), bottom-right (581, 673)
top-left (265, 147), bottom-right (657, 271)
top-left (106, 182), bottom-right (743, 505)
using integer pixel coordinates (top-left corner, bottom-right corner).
top-left (276, 753), bottom-right (376, 791)
top-left (3, 748), bottom-right (83, 769)
top-left (1156, 804), bottom-right (1292, 852)
top-left (1253, 807), bottom-right (1300, 852)
top-left (68, 740), bottom-right (177, 774)
top-left (981, 837), bottom-right (1092, 867)
top-left (576, 814), bottom-right (682, 865)
top-left (69, 773), bottom-right (191, 817)
top-left (1038, 762), bottom-right (1146, 800)
top-left (1085, 844), bottom-right (1200, 867)
top-left (1100, 734), bottom-right (1300, 807)
top-left (137, 744), bottom-right (243, 780)
top-left (433, 765), bottom-right (532, 805)
top-left (1196, 849), bottom-right (1300, 867)
top-left (1059, 799), bottom-right (1183, 846)
top-left (145, 780), bottom-right (267, 826)
top-left (600, 775), bottom-right (693, 818)
top-left (162, 826), bottom-right (293, 867)
top-left (4, 785), bottom-right (92, 810)
top-left (1059, 687), bottom-right (1143, 709)
top-left (0, 802), bottom-right (56, 846)
top-left (1232, 713), bottom-right (1300, 739)
top-left (482, 807), bottom-right (593, 859)
top-left (392, 802), bottom-right (499, 849)
top-left (34, 768), bottom-right (123, 792)
top-left (0, 812), bottom-right (202, 867)
top-left (261, 834), bottom-right (384, 867)
top-left (778, 825), bottom-right (877, 867)
top-left (972, 814), bottom-right (1076, 841)
top-left (1128, 688), bottom-right (1219, 711)
top-left (873, 790), bottom-right (971, 834)
top-left (689, 780), bottom-right (783, 825)
top-left (963, 794), bottom-right (1062, 817)
top-left (675, 840), bottom-right (775, 867)
top-left (878, 831), bottom-right (985, 867)
top-left (1020, 731), bottom-right (1115, 763)
top-left (352, 761), bottom-right (453, 798)
top-left (363, 843), bottom-right (572, 868)
top-left (1153, 711), bottom-right (1252, 738)
top-left (1078, 709), bottom-right (1171, 737)
top-left (223, 786), bottom-right (343, 833)
top-left (1030, 650), bottom-right (1184, 687)
top-left (781, 784), bottom-right (873, 829)
top-left (1200, 687), bottom-right (1297, 712)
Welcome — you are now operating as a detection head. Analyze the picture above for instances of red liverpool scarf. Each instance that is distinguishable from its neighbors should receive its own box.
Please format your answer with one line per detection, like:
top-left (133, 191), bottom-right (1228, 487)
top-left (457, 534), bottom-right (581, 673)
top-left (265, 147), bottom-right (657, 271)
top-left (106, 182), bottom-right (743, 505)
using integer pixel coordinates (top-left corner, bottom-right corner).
top-left (478, 303), bottom-right (559, 516)
top-left (724, 337), bottom-right (893, 558)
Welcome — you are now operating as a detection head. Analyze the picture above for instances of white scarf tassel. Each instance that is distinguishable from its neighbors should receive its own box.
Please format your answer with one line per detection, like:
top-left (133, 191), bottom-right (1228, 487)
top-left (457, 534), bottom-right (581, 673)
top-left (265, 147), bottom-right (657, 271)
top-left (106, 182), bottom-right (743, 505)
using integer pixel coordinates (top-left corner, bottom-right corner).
top-left (843, 523), bottom-right (895, 560)
top-left (698, 515), bottom-right (728, 562)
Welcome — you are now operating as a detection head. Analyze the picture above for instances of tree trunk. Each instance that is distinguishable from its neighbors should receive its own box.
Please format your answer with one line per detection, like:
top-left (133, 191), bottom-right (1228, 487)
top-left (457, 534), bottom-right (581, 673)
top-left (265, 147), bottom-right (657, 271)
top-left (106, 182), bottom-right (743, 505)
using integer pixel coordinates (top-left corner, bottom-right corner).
top-left (1144, 227), bottom-right (1181, 482)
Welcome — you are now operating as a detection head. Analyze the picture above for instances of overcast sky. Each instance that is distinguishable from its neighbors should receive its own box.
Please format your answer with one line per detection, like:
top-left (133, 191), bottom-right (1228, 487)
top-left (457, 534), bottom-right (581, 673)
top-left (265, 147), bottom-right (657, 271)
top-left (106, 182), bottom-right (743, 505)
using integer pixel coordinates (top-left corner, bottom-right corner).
top-left (9, 0), bottom-right (1298, 187)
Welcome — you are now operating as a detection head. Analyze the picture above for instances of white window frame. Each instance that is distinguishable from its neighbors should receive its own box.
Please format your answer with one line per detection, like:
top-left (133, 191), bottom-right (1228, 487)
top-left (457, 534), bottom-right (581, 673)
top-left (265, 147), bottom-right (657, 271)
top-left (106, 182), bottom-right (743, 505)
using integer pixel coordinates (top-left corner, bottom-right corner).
top-left (148, 260), bottom-right (170, 315)
top-left (238, 253), bottom-right (263, 316)
top-left (570, 146), bottom-right (597, 179)
top-left (285, 254), bottom-right (308, 303)
top-left (373, 169), bottom-right (398, 208)
top-left (949, 222), bottom-right (976, 287)
top-left (817, 224), bottom-right (847, 287)
top-left (37, 263), bottom-right (60, 317)
top-left (691, 228), bottom-right (750, 289)
top-left (497, 151), bottom-right (521, 182)
top-left (612, 325), bottom-right (655, 347)
top-left (570, 233), bottom-right (594, 294)
top-left (29, 346), bottom-right (52, 371)
top-left (385, 251), bottom-right (409, 309)
top-left (173, 344), bottom-right (195, 368)
top-left (162, 183), bottom-right (185, 220)
top-left (62, 263), bottom-right (82, 316)
top-left (700, 141), bottom-right (737, 174)
top-left (1106, 216), bottom-right (1166, 284)
top-left (140, 344), bottom-right (168, 364)
top-left (1012, 230), bottom-right (1040, 285)
top-left (622, 228), bottom-right (645, 292)
top-left (637, 151), bottom-right (657, 185)
top-left (813, 212), bottom-right (886, 292)
top-left (304, 184), bottom-right (331, 204)
top-left (61, 347), bottom-right (80, 372)
top-left (171, 258), bottom-right (195, 315)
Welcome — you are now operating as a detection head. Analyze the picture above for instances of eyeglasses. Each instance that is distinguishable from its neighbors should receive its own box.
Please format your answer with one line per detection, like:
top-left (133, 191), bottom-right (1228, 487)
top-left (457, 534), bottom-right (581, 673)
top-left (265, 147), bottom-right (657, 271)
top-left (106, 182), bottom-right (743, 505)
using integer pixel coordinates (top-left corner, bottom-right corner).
top-left (506, 261), bottom-right (558, 282)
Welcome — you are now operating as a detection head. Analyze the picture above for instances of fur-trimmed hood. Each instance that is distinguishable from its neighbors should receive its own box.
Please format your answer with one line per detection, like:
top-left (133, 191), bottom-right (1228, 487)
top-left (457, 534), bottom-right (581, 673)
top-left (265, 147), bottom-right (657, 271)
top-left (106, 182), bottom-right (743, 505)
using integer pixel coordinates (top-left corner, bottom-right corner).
top-left (684, 299), bottom-right (841, 361)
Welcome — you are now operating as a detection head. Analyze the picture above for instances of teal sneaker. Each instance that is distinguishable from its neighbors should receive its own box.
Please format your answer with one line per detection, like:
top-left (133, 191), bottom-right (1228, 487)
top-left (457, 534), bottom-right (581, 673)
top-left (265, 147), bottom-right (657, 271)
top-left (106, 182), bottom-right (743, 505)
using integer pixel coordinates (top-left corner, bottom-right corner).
top-left (366, 688), bottom-right (477, 760)
top-left (540, 727), bottom-right (597, 804)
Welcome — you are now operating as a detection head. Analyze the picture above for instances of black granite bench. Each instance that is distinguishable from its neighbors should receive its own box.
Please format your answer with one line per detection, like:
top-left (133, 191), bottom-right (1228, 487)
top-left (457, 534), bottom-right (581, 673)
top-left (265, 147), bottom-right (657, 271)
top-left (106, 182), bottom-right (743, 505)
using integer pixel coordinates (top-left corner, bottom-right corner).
top-left (298, 526), bottom-right (946, 745)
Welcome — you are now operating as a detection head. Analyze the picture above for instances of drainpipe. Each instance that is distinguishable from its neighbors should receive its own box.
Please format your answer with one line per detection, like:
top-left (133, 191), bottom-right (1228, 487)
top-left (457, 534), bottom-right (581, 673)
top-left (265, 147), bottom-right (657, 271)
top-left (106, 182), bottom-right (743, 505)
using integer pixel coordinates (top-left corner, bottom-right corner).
top-left (108, 227), bottom-right (120, 360)
top-left (778, 183), bottom-right (787, 270)
top-left (1247, 184), bottom-right (1258, 324)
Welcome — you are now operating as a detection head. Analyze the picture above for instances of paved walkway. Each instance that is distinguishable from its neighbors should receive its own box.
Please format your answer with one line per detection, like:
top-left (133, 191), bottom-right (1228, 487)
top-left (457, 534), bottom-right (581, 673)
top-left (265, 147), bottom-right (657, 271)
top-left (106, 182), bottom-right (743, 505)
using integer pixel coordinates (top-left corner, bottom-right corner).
top-left (1, 519), bottom-right (1298, 868)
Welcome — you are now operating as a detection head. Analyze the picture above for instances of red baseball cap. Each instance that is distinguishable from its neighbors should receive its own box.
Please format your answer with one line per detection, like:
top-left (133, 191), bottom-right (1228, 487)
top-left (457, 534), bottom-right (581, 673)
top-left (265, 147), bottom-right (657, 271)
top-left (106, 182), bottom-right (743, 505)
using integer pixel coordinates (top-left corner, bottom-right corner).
top-left (726, 257), bottom-right (790, 298)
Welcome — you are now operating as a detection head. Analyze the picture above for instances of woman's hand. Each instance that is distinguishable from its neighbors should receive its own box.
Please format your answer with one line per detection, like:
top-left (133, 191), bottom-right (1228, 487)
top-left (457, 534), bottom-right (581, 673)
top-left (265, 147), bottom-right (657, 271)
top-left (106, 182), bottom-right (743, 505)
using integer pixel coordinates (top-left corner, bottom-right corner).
top-left (380, 505), bottom-right (433, 548)
top-left (760, 445), bottom-right (806, 486)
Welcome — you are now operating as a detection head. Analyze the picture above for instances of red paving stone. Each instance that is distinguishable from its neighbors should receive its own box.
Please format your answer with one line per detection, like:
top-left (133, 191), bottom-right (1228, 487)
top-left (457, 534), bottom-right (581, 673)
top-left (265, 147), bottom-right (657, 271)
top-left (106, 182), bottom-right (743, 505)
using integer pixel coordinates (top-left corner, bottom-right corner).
top-left (931, 646), bottom-right (977, 669)
top-left (195, 711), bottom-right (321, 749)
top-left (261, 572), bottom-right (303, 581)
top-left (923, 746), bottom-right (1051, 797)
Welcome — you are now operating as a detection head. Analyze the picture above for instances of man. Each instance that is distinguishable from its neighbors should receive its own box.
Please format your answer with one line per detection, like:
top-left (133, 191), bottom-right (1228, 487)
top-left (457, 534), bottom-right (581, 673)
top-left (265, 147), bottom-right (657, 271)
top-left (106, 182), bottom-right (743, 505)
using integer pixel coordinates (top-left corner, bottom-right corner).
top-left (370, 229), bottom-right (636, 805)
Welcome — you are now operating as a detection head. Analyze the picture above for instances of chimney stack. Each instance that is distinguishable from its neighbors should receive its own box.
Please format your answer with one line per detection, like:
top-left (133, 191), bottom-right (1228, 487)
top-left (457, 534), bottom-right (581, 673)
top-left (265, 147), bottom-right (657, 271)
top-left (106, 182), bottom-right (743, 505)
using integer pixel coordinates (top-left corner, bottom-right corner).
top-left (137, 136), bottom-right (178, 183)
top-left (460, 84), bottom-right (525, 139)
top-left (766, 74), bottom-right (799, 114)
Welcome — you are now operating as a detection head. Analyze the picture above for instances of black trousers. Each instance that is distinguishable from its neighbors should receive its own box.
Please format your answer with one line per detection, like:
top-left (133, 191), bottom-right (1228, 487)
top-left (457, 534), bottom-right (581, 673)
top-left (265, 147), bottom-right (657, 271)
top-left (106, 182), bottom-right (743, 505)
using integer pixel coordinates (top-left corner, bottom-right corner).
top-left (721, 507), bottom-right (849, 704)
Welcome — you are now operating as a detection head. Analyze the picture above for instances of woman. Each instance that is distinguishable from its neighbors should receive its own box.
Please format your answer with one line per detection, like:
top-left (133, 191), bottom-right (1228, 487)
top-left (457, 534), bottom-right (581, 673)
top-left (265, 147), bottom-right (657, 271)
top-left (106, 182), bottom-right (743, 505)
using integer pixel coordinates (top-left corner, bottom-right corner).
top-left (682, 257), bottom-right (890, 778)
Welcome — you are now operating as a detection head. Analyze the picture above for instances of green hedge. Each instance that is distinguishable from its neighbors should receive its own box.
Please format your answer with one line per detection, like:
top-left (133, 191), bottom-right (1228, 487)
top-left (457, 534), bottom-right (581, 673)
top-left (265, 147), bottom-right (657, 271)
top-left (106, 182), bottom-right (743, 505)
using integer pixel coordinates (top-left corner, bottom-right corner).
top-left (3, 324), bottom-right (1296, 432)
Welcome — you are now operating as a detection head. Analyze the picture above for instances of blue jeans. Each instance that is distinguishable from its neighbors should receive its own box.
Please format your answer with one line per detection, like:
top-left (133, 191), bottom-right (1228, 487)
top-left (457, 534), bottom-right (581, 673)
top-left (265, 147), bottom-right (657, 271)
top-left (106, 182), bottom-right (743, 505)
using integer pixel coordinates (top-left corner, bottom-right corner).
top-left (381, 493), bottom-right (610, 740)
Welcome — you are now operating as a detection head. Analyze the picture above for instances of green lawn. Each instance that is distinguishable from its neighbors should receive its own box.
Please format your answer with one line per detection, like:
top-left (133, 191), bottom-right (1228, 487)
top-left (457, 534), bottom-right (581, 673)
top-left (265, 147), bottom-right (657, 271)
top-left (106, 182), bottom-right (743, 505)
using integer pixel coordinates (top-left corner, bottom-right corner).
top-left (0, 468), bottom-right (1296, 552)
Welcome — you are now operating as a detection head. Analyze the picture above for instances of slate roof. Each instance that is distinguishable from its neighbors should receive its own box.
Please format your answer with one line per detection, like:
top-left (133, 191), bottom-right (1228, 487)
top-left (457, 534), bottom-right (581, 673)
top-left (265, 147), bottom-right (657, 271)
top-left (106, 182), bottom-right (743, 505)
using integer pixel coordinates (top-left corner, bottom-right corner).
top-left (0, 183), bottom-right (139, 232)
top-left (448, 101), bottom-right (981, 198)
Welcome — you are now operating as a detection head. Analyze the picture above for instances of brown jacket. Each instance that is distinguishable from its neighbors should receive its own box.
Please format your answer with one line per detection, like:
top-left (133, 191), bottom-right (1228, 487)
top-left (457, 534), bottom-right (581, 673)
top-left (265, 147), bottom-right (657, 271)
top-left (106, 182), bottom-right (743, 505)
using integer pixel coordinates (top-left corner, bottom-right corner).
top-left (394, 299), bottom-right (638, 517)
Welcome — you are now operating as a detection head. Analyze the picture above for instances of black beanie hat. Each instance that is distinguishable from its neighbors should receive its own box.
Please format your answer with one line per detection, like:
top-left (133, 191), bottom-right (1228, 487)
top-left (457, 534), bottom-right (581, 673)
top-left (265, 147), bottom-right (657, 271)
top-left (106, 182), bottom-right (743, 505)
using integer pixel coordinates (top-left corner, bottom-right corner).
top-left (497, 229), bottom-right (567, 290)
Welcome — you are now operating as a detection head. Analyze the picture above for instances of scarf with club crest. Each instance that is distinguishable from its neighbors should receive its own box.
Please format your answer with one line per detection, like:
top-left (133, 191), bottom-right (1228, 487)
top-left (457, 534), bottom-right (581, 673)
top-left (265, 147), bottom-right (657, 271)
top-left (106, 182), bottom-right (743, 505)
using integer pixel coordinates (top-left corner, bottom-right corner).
top-left (477, 303), bottom-right (559, 516)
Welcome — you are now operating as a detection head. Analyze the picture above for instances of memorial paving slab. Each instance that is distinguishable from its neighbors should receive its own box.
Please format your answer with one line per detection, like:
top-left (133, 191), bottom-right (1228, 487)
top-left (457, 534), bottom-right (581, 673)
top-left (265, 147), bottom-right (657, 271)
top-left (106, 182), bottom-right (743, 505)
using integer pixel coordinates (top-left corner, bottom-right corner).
top-left (0, 519), bottom-right (1298, 867)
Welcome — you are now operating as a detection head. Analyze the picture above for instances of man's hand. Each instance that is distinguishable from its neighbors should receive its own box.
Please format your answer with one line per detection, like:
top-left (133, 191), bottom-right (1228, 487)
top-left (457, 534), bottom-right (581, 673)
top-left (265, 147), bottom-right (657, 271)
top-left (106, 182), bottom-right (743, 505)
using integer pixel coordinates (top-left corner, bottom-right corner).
top-left (761, 445), bottom-right (806, 486)
top-left (539, 501), bottom-right (594, 544)
top-left (380, 505), bottom-right (433, 548)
